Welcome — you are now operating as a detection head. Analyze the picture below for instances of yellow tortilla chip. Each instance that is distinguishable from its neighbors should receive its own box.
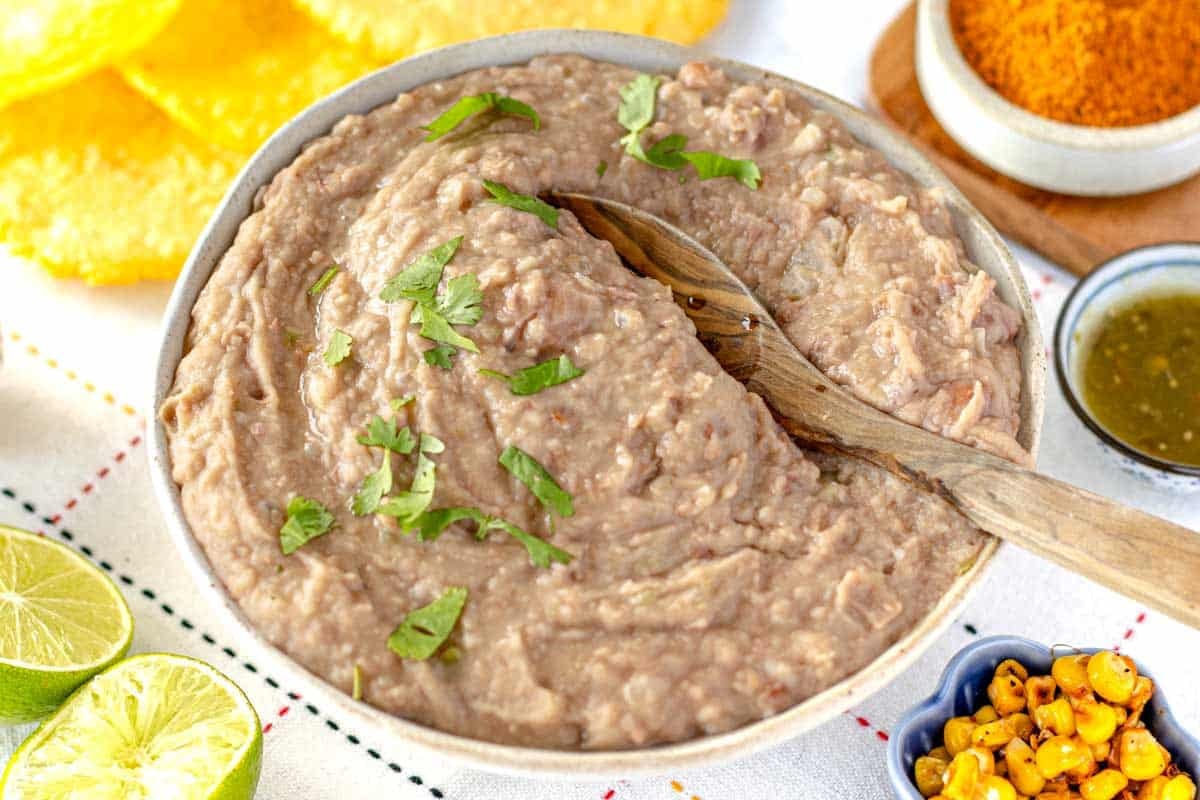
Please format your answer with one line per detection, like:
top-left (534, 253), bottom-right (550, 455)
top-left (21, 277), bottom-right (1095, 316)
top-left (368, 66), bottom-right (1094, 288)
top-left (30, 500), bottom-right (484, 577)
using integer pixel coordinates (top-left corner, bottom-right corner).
top-left (0, 71), bottom-right (241, 285)
top-left (293, 0), bottom-right (730, 62)
top-left (0, 0), bottom-right (180, 109)
top-left (119, 0), bottom-right (379, 153)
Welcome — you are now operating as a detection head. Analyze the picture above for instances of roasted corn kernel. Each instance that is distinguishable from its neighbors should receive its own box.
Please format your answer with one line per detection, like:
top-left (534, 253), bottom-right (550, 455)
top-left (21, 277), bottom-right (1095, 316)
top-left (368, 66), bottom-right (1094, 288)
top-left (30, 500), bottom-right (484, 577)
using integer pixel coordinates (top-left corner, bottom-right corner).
top-left (996, 659), bottom-right (1030, 682)
top-left (1089, 740), bottom-right (1111, 762)
top-left (1087, 652), bottom-right (1137, 704)
top-left (990, 672), bottom-right (1028, 716)
top-left (1035, 698), bottom-right (1077, 736)
top-left (1053, 654), bottom-right (1093, 699)
top-left (974, 720), bottom-right (1017, 749)
top-left (1140, 776), bottom-right (1171, 800)
top-left (914, 754), bottom-right (947, 797)
top-left (1117, 728), bottom-right (1169, 781)
top-left (1026, 675), bottom-right (1058, 713)
top-left (1075, 700), bottom-right (1119, 745)
top-left (1065, 736), bottom-right (1098, 780)
top-left (1127, 676), bottom-right (1155, 724)
top-left (1008, 712), bottom-right (1035, 740)
top-left (979, 774), bottom-right (1018, 800)
top-left (1036, 735), bottom-right (1092, 779)
top-left (1161, 775), bottom-right (1198, 800)
top-left (945, 716), bottom-right (977, 756)
top-left (966, 746), bottom-right (997, 775)
top-left (929, 746), bottom-right (951, 762)
top-left (974, 704), bottom-right (1001, 725)
top-left (1079, 768), bottom-right (1128, 800)
top-left (942, 751), bottom-right (982, 800)
top-left (1006, 737), bottom-right (1047, 796)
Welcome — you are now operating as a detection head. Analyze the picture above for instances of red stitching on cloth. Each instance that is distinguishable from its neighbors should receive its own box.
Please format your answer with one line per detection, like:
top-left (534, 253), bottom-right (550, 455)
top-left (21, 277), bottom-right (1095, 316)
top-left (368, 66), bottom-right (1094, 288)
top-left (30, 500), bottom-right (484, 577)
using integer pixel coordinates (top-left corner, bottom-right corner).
top-left (5, 330), bottom-right (139, 417)
top-left (263, 702), bottom-right (296, 734)
top-left (845, 710), bottom-right (890, 742)
top-left (47, 434), bottom-right (143, 524)
top-left (601, 791), bottom-right (615, 799)
top-left (1113, 611), bottom-right (1148, 652)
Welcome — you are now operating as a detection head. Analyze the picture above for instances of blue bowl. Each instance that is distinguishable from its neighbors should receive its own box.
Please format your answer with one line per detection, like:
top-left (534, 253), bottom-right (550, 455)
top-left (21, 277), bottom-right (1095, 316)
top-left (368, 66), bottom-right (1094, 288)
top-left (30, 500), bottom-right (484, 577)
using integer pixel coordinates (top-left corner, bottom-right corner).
top-left (887, 636), bottom-right (1200, 799)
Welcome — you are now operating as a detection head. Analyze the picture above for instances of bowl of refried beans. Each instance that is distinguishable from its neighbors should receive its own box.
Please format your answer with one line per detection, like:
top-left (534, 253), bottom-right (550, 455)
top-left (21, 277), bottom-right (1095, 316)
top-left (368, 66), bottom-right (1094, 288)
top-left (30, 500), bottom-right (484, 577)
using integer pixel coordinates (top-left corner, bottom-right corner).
top-left (150, 30), bottom-right (1046, 776)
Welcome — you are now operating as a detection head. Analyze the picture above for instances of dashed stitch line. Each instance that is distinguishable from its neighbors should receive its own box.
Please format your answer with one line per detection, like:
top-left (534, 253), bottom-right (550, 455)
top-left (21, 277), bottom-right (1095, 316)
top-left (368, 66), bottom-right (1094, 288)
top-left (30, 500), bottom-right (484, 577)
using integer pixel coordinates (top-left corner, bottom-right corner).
top-left (669, 779), bottom-right (701, 800)
top-left (963, 622), bottom-right (979, 635)
top-left (1, 485), bottom-right (445, 799)
top-left (262, 700), bottom-right (295, 734)
top-left (601, 790), bottom-right (615, 800)
top-left (5, 330), bottom-right (138, 417)
top-left (49, 434), bottom-right (143, 524)
top-left (845, 710), bottom-right (890, 742)
top-left (1113, 611), bottom-right (1148, 652)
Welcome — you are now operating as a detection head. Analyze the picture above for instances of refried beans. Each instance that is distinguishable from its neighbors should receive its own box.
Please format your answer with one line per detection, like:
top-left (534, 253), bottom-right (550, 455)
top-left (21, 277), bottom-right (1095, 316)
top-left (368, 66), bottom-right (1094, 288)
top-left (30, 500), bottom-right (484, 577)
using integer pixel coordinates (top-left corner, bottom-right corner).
top-left (161, 55), bottom-right (1024, 749)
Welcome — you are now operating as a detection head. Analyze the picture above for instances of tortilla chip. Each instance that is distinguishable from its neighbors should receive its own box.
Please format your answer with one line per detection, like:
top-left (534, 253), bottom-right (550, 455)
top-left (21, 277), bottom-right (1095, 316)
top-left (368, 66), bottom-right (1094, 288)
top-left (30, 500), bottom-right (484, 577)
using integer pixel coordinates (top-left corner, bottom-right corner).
top-left (119, 0), bottom-right (379, 153)
top-left (0, 0), bottom-right (181, 109)
top-left (293, 0), bottom-right (730, 62)
top-left (0, 71), bottom-right (241, 285)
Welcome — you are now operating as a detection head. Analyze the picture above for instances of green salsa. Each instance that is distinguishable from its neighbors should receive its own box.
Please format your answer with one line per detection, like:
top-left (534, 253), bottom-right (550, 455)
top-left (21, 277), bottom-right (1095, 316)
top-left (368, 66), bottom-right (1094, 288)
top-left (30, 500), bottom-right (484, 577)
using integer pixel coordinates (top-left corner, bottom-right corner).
top-left (1078, 291), bottom-right (1200, 467)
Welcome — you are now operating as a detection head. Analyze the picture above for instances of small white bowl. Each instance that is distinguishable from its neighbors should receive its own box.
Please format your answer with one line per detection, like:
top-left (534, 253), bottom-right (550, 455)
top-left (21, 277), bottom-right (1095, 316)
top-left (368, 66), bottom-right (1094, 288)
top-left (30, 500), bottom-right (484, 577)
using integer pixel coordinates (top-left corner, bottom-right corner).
top-left (916, 0), bottom-right (1200, 197)
top-left (149, 30), bottom-right (1044, 777)
top-left (1055, 242), bottom-right (1200, 493)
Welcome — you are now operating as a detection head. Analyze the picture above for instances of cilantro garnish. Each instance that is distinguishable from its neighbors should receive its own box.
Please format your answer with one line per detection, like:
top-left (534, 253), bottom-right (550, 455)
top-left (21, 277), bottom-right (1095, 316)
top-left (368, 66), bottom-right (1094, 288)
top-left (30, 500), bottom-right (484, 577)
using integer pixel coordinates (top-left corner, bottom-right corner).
top-left (357, 415), bottom-right (416, 454)
top-left (424, 344), bottom-right (457, 369)
top-left (308, 265), bottom-right (339, 296)
top-left (390, 395), bottom-right (415, 411)
top-left (596, 160), bottom-right (608, 178)
top-left (422, 93), bottom-right (540, 141)
top-left (482, 180), bottom-right (559, 228)
top-left (479, 354), bottom-right (584, 395)
top-left (410, 506), bottom-right (574, 567)
top-left (351, 453), bottom-right (392, 516)
top-left (420, 433), bottom-right (445, 454)
top-left (279, 496), bottom-right (334, 555)
top-left (386, 587), bottom-right (467, 660)
top-left (499, 445), bottom-right (574, 517)
top-left (680, 151), bottom-right (762, 189)
top-left (616, 73), bottom-right (761, 189)
top-left (377, 451), bottom-right (437, 525)
top-left (379, 236), bottom-right (462, 305)
top-left (323, 329), bottom-right (353, 366)
top-left (379, 236), bottom-right (482, 354)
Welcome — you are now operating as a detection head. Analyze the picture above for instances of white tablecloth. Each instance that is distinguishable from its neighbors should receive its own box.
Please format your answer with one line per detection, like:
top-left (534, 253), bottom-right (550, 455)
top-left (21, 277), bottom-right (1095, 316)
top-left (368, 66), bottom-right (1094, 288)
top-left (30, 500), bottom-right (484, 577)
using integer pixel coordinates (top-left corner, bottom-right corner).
top-left (3, 2), bottom-right (1197, 797)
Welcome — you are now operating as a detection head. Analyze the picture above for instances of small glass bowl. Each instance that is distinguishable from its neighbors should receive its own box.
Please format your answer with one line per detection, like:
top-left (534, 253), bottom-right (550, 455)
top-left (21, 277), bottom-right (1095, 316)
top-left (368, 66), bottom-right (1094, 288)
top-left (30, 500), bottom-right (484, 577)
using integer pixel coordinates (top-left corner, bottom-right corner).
top-left (1054, 242), bottom-right (1200, 493)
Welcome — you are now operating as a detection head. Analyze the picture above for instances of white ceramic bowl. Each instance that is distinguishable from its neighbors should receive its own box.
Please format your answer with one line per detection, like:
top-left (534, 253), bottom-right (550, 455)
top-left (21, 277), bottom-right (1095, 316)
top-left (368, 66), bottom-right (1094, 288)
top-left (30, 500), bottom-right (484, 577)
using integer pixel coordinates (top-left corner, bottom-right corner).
top-left (916, 0), bottom-right (1200, 197)
top-left (1055, 242), bottom-right (1200, 493)
top-left (149, 30), bottom-right (1045, 777)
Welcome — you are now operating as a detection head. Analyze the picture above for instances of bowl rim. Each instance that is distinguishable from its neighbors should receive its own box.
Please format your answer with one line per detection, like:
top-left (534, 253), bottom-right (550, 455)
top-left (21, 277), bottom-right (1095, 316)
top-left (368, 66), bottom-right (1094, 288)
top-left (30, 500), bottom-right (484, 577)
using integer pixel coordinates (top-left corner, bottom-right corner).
top-left (922, 0), bottom-right (1200, 149)
top-left (886, 635), bottom-right (1200, 800)
top-left (1053, 241), bottom-right (1200, 479)
top-left (148, 28), bottom-right (1043, 777)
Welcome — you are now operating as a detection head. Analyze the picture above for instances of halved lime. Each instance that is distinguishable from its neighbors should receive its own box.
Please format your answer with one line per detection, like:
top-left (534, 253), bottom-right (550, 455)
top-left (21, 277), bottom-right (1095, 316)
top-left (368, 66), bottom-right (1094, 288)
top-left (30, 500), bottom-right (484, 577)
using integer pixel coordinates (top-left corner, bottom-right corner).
top-left (1, 653), bottom-right (263, 800)
top-left (0, 524), bottom-right (133, 723)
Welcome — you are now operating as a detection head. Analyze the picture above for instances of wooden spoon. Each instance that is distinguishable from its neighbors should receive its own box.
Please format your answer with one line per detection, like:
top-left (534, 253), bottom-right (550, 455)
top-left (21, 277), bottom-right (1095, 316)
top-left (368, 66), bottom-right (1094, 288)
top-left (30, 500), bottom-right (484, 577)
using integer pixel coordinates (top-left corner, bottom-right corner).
top-left (551, 191), bottom-right (1200, 629)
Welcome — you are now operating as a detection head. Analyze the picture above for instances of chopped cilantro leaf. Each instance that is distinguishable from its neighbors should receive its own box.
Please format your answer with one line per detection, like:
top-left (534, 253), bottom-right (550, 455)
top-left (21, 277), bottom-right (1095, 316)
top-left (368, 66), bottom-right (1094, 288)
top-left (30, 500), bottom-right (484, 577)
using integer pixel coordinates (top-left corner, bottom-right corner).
top-left (323, 329), bottom-right (353, 366)
top-left (351, 453), bottom-right (392, 516)
top-left (379, 236), bottom-right (463, 305)
top-left (419, 433), bottom-right (444, 454)
top-left (424, 344), bottom-right (457, 369)
top-left (279, 496), bottom-right (334, 555)
top-left (308, 265), bottom-right (339, 296)
top-left (617, 73), bottom-right (661, 154)
top-left (639, 133), bottom-right (689, 170)
top-left (437, 273), bottom-right (483, 326)
top-left (409, 506), bottom-right (575, 567)
top-left (378, 451), bottom-right (437, 526)
top-left (357, 415), bottom-right (415, 454)
top-left (390, 395), bottom-right (415, 411)
top-left (482, 180), bottom-right (558, 228)
top-left (418, 307), bottom-right (479, 353)
top-left (487, 518), bottom-right (574, 568)
top-left (596, 160), bottom-right (608, 178)
top-left (499, 445), bottom-right (574, 517)
top-left (480, 354), bottom-right (584, 395)
top-left (386, 586), bottom-right (467, 660)
top-left (422, 93), bottom-right (540, 141)
top-left (681, 151), bottom-right (762, 189)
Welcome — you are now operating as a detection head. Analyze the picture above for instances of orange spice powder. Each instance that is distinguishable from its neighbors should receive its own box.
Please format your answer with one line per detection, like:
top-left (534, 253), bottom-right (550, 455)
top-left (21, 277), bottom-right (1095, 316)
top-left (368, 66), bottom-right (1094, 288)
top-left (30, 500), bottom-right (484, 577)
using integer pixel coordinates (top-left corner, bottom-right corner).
top-left (949, 0), bottom-right (1200, 127)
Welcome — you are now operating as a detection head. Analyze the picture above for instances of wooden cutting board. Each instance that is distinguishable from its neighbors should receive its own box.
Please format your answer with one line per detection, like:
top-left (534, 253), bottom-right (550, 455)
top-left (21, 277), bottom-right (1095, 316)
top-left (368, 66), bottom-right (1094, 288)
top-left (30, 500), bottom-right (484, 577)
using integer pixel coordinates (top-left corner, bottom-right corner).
top-left (868, 4), bottom-right (1199, 277)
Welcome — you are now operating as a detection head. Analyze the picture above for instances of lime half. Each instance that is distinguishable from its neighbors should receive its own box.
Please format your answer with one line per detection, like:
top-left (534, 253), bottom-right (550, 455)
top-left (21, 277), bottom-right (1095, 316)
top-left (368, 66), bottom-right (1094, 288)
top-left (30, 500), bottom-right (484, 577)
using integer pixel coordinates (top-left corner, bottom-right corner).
top-left (1, 653), bottom-right (263, 800)
top-left (0, 524), bottom-right (133, 723)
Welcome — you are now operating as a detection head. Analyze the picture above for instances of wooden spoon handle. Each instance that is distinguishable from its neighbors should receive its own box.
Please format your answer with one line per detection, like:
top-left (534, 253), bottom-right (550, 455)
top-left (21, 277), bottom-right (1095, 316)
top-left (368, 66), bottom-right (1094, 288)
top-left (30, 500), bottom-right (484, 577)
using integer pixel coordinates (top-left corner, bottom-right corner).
top-left (753, 335), bottom-right (1200, 629)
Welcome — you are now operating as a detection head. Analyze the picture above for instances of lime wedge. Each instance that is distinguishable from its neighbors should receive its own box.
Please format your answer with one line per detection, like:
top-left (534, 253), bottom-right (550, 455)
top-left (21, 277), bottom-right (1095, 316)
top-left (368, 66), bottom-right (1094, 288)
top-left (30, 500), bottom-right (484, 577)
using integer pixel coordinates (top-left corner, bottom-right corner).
top-left (0, 524), bottom-right (132, 723)
top-left (1, 653), bottom-right (263, 800)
